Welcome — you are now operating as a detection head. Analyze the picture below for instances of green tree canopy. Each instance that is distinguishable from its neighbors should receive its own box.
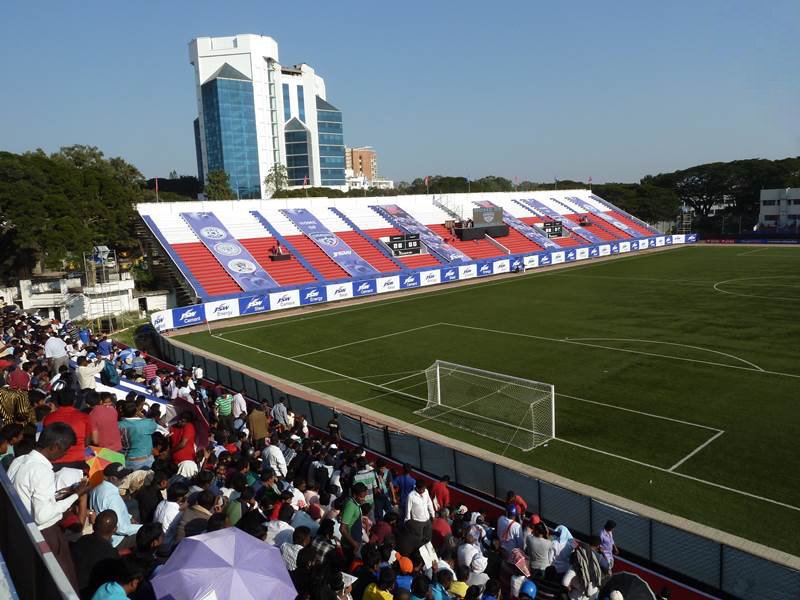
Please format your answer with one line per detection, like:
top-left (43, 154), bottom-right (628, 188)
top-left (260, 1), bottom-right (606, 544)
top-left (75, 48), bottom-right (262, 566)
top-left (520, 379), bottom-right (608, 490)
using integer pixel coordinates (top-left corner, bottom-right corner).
top-left (204, 169), bottom-right (233, 200)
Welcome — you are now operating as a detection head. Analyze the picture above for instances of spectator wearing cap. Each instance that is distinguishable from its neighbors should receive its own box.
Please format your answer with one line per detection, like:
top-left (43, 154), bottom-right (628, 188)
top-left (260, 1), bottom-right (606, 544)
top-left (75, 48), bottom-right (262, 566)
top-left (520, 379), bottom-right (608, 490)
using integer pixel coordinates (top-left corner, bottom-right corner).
top-left (506, 490), bottom-right (527, 519)
top-left (466, 553), bottom-right (489, 589)
top-left (395, 554), bottom-right (414, 591)
top-left (43, 389), bottom-right (92, 470)
top-left (89, 463), bottom-right (142, 548)
top-left (600, 520), bottom-right (619, 568)
top-left (497, 505), bottom-right (523, 558)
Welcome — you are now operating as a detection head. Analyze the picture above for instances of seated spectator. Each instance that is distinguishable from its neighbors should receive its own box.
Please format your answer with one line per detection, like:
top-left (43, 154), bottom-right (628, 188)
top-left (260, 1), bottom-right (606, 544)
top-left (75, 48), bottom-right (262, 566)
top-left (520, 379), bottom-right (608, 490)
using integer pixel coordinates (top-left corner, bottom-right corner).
top-left (90, 392), bottom-right (122, 452)
top-left (89, 463), bottom-right (142, 549)
top-left (43, 388), bottom-right (92, 470)
top-left (266, 502), bottom-right (295, 546)
top-left (169, 411), bottom-right (196, 465)
top-left (176, 489), bottom-right (216, 544)
top-left (154, 481), bottom-right (190, 552)
top-left (280, 525), bottom-right (311, 572)
top-left (135, 471), bottom-right (168, 525)
top-left (70, 509), bottom-right (119, 599)
top-left (89, 556), bottom-right (145, 600)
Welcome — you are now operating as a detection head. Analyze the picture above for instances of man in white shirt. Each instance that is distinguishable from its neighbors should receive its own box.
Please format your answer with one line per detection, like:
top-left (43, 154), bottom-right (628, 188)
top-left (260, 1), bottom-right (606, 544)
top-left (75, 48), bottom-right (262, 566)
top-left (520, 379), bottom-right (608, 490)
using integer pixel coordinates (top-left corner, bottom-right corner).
top-left (44, 331), bottom-right (69, 372)
top-left (263, 435), bottom-right (288, 478)
top-left (154, 482), bottom-right (190, 552)
top-left (76, 355), bottom-right (105, 390)
top-left (8, 422), bottom-right (91, 588)
top-left (266, 504), bottom-right (296, 546)
top-left (497, 506), bottom-right (524, 558)
top-left (232, 389), bottom-right (247, 424)
top-left (405, 479), bottom-right (435, 545)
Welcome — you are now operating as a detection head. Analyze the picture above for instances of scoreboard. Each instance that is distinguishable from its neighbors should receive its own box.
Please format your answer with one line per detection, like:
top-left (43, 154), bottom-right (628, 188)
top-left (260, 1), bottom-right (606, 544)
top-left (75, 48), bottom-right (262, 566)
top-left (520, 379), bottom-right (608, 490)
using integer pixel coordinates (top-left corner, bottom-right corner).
top-left (542, 221), bottom-right (563, 238)
top-left (386, 234), bottom-right (421, 256)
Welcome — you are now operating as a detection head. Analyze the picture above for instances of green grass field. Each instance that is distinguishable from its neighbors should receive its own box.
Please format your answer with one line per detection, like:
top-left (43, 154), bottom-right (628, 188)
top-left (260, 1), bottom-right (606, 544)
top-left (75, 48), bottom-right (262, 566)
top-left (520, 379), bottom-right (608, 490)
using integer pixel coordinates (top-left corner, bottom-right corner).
top-left (177, 245), bottom-right (800, 556)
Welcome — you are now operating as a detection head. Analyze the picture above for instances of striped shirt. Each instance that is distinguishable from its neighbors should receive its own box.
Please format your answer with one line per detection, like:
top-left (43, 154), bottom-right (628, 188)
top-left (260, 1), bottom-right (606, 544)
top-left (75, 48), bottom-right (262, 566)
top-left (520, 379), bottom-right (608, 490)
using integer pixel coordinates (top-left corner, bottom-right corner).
top-left (215, 395), bottom-right (232, 416)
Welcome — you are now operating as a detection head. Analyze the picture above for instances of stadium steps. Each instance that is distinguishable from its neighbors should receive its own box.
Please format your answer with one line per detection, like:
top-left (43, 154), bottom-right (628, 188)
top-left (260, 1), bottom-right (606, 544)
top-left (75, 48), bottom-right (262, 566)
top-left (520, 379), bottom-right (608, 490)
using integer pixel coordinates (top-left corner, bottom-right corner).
top-left (519, 217), bottom-right (583, 248)
top-left (427, 224), bottom-right (505, 259)
top-left (493, 227), bottom-right (544, 253)
top-left (363, 227), bottom-right (441, 268)
top-left (328, 207), bottom-right (405, 271)
top-left (563, 214), bottom-right (617, 242)
top-left (135, 218), bottom-right (198, 304)
top-left (606, 211), bottom-right (655, 237)
top-left (335, 231), bottom-right (401, 273)
top-left (587, 213), bottom-right (632, 239)
top-left (283, 235), bottom-right (350, 281)
top-left (170, 242), bottom-right (242, 296)
top-left (238, 238), bottom-right (317, 287)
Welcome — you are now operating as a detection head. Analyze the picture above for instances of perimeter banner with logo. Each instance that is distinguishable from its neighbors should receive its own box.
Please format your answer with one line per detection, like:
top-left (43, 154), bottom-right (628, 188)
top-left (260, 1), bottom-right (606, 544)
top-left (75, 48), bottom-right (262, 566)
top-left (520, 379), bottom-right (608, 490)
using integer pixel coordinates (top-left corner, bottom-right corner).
top-left (281, 208), bottom-right (379, 278)
top-left (180, 212), bottom-right (278, 291)
top-left (566, 196), bottom-right (641, 238)
top-left (473, 200), bottom-right (560, 250)
top-left (371, 204), bottom-right (470, 264)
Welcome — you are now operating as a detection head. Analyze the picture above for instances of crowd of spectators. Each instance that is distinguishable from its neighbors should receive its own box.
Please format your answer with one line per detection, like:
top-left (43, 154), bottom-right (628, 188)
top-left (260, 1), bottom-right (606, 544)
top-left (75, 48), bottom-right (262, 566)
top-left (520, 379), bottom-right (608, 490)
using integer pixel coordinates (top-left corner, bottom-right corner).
top-left (0, 304), bottom-right (649, 600)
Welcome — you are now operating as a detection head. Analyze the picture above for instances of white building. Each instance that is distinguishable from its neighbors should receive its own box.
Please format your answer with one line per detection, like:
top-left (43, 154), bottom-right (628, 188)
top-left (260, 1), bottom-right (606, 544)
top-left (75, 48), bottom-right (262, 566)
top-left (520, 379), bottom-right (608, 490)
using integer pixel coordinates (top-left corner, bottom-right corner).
top-left (759, 188), bottom-right (800, 231)
top-left (189, 34), bottom-right (347, 199)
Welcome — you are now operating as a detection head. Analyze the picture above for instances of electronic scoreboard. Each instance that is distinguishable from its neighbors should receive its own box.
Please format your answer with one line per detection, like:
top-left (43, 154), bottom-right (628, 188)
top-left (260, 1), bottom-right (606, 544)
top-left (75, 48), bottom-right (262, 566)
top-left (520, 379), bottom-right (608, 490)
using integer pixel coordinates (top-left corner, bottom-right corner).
top-left (542, 221), bottom-right (563, 238)
top-left (386, 234), bottom-right (421, 256)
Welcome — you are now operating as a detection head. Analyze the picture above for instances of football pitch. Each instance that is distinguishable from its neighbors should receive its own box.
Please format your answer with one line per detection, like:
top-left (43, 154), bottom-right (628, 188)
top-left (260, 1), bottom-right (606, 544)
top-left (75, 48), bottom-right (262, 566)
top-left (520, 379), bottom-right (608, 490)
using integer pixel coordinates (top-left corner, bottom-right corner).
top-left (176, 245), bottom-right (800, 556)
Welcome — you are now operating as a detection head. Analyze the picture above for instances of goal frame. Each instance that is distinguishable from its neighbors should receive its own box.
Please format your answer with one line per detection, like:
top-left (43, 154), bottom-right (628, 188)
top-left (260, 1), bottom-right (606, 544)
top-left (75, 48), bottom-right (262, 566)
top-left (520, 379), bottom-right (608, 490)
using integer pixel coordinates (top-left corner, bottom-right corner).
top-left (416, 360), bottom-right (556, 452)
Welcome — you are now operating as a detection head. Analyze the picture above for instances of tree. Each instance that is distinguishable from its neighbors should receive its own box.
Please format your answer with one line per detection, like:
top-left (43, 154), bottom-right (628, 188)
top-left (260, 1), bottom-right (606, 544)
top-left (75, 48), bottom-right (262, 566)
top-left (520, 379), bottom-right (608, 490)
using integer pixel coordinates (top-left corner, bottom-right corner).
top-left (204, 170), bottom-right (233, 200)
top-left (263, 164), bottom-right (289, 195)
top-left (169, 170), bottom-right (178, 179)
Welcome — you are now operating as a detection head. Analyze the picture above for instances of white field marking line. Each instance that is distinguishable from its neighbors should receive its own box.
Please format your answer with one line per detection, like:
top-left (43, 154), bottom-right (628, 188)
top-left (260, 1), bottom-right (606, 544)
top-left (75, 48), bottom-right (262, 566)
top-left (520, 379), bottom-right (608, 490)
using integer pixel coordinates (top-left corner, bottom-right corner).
top-left (713, 275), bottom-right (800, 302)
top-left (668, 430), bottom-right (726, 472)
top-left (555, 438), bottom-right (800, 512)
top-left (411, 383), bottom-right (514, 427)
top-left (550, 273), bottom-right (712, 286)
top-left (297, 369), bottom-right (421, 384)
top-left (210, 334), bottom-right (427, 403)
top-left (289, 323), bottom-right (440, 358)
top-left (215, 248), bottom-right (680, 337)
top-left (564, 337), bottom-right (764, 372)
top-left (441, 322), bottom-right (800, 379)
top-left (352, 376), bottom-right (428, 406)
top-left (556, 393), bottom-right (722, 432)
top-left (737, 247), bottom-right (770, 256)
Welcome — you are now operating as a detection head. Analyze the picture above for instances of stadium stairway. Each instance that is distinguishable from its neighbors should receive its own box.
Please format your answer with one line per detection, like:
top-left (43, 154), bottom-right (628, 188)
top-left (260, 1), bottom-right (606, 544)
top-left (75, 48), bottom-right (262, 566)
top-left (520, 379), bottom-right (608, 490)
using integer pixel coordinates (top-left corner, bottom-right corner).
top-left (586, 213), bottom-right (632, 239)
top-left (170, 242), bottom-right (243, 296)
top-left (282, 235), bottom-right (351, 281)
top-left (427, 224), bottom-right (505, 259)
top-left (362, 227), bottom-right (442, 268)
top-left (237, 238), bottom-right (317, 287)
top-left (519, 217), bottom-right (583, 248)
top-left (327, 207), bottom-right (405, 272)
top-left (494, 227), bottom-right (544, 253)
top-left (335, 231), bottom-right (402, 272)
top-left (606, 211), bottom-right (655, 237)
top-left (562, 214), bottom-right (617, 242)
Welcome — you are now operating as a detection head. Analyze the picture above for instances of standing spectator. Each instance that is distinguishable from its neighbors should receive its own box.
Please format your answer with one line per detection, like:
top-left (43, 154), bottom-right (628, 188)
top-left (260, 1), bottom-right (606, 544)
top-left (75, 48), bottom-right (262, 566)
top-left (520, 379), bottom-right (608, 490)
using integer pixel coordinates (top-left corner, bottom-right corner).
top-left (524, 521), bottom-right (554, 578)
top-left (7, 362), bottom-right (33, 390)
top-left (431, 507), bottom-right (453, 552)
top-left (271, 397), bottom-right (290, 428)
top-left (340, 482), bottom-right (368, 561)
top-left (497, 506), bottom-right (523, 558)
top-left (169, 412), bottom-right (196, 465)
top-left (76, 355), bottom-right (106, 392)
top-left (214, 393), bottom-right (235, 433)
top-left (373, 459), bottom-right (397, 521)
top-left (43, 389), bottom-right (92, 470)
top-left (232, 388), bottom-right (247, 425)
top-left (405, 479), bottom-right (435, 546)
top-left (599, 520), bottom-right (618, 569)
top-left (70, 509), bottom-right (119, 599)
top-left (353, 456), bottom-right (378, 510)
top-left (396, 464), bottom-right (416, 517)
top-left (44, 330), bottom-right (69, 372)
top-left (431, 475), bottom-right (451, 511)
top-left (263, 434), bottom-right (288, 478)
top-left (96, 335), bottom-right (113, 359)
top-left (90, 392), bottom-right (122, 452)
top-left (247, 402), bottom-right (270, 450)
top-left (90, 463), bottom-right (142, 549)
top-left (118, 400), bottom-right (157, 469)
top-left (7, 422), bottom-right (91, 588)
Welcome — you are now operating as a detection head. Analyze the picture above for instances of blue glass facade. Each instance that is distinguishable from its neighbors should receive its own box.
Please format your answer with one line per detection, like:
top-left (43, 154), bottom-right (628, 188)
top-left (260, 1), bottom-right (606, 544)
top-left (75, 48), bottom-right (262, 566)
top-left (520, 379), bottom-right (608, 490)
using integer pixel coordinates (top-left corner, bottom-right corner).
top-left (193, 118), bottom-right (204, 185)
top-left (201, 77), bottom-right (260, 199)
top-left (315, 97), bottom-right (346, 186)
top-left (282, 84), bottom-right (291, 122)
top-left (285, 119), bottom-right (310, 186)
top-left (297, 85), bottom-right (305, 122)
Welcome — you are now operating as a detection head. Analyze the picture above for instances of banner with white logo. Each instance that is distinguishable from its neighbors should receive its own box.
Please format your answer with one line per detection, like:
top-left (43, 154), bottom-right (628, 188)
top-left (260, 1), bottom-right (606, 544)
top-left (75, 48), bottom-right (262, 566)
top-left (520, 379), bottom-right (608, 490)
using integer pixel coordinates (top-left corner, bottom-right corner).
top-left (300, 286), bottom-right (327, 305)
top-left (458, 264), bottom-right (477, 279)
top-left (180, 212), bottom-right (278, 291)
top-left (206, 299), bottom-right (240, 322)
top-left (672, 234), bottom-right (685, 244)
top-left (400, 273), bottom-right (420, 289)
top-left (151, 310), bottom-right (173, 332)
top-left (576, 247), bottom-right (589, 260)
top-left (354, 279), bottom-right (377, 297)
top-left (238, 295), bottom-right (270, 315)
top-left (655, 236), bottom-right (666, 247)
top-left (477, 261), bottom-right (493, 277)
top-left (440, 268), bottom-right (459, 283)
top-left (326, 282), bottom-right (354, 301)
top-left (598, 245), bottom-right (611, 257)
top-left (619, 241), bottom-right (631, 253)
top-left (550, 251), bottom-right (565, 264)
top-left (269, 289), bottom-right (300, 310)
top-left (523, 255), bottom-right (539, 269)
top-left (376, 275), bottom-right (400, 293)
top-left (492, 259), bottom-right (510, 274)
top-left (172, 305), bottom-right (206, 327)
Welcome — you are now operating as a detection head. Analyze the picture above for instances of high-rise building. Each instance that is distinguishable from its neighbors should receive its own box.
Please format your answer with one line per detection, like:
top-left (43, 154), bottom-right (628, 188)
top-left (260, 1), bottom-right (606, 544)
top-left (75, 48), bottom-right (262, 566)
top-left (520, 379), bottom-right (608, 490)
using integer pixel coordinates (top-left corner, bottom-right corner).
top-left (189, 34), bottom-right (346, 198)
top-left (345, 146), bottom-right (377, 182)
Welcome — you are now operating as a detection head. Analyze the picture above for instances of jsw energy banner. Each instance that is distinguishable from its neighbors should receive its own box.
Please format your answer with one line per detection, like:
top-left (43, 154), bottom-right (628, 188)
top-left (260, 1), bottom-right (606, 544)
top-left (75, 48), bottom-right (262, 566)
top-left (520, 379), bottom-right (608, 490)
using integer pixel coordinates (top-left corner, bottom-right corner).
top-left (371, 204), bottom-right (470, 264)
top-left (281, 208), bottom-right (378, 278)
top-left (180, 212), bottom-right (278, 291)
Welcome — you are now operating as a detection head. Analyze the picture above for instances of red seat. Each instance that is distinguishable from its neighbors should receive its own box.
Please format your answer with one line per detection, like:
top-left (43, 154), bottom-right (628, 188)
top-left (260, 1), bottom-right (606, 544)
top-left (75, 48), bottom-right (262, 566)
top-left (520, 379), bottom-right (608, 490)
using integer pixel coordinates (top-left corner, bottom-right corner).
top-left (171, 242), bottom-right (242, 296)
top-left (238, 238), bottom-right (317, 286)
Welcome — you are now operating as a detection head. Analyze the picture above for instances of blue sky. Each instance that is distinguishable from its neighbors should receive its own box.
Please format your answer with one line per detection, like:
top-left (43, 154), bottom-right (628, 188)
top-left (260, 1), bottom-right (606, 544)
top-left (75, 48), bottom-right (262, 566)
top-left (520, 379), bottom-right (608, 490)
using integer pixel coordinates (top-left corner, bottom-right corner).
top-left (1, 1), bottom-right (798, 183)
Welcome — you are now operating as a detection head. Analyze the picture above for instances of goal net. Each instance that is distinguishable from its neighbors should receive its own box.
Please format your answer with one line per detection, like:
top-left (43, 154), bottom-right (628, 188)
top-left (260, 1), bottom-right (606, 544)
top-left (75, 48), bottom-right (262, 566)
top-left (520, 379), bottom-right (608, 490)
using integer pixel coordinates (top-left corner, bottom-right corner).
top-left (415, 360), bottom-right (555, 451)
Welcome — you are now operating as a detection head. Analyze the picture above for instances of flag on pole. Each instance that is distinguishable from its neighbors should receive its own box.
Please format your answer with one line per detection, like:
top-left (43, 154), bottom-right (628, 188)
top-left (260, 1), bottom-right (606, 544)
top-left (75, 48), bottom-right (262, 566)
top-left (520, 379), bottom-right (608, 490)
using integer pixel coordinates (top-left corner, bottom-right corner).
top-left (588, 176), bottom-right (592, 184)
top-left (155, 177), bottom-right (159, 202)
top-left (424, 176), bottom-right (429, 187)
top-left (303, 174), bottom-right (308, 186)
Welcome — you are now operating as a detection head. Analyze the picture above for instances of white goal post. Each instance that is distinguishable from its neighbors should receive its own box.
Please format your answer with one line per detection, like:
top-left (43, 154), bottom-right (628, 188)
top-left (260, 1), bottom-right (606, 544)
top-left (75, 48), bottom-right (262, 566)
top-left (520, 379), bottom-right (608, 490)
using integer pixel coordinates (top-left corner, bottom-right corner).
top-left (415, 360), bottom-right (555, 451)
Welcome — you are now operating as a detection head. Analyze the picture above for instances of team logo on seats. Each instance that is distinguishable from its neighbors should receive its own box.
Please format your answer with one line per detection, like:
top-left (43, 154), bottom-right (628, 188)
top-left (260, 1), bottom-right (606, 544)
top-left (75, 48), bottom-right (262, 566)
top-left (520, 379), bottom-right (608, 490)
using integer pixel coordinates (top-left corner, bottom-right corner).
top-left (214, 242), bottom-right (241, 256)
top-left (199, 226), bottom-right (227, 240)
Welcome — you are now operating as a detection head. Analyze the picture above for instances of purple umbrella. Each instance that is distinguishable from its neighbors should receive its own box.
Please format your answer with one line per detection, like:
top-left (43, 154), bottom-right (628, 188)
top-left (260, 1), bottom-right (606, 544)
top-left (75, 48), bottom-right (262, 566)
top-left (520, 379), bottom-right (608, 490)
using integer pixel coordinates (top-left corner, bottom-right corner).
top-left (151, 528), bottom-right (297, 600)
